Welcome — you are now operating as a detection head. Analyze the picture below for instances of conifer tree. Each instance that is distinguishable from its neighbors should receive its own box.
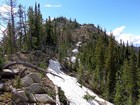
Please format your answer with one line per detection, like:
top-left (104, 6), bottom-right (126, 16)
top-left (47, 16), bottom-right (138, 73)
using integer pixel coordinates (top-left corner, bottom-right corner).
top-left (122, 59), bottom-right (134, 105)
top-left (6, 22), bottom-right (13, 54)
top-left (114, 70), bottom-right (123, 105)
top-left (130, 47), bottom-right (137, 104)
top-left (27, 6), bottom-right (34, 51)
top-left (45, 16), bottom-right (55, 46)
top-left (137, 49), bottom-right (140, 104)
top-left (104, 34), bottom-right (116, 100)
top-left (0, 45), bottom-right (3, 72)
top-left (17, 4), bottom-right (25, 50)
top-left (34, 3), bottom-right (42, 49)
top-left (94, 34), bottom-right (104, 91)
top-left (26, 3), bottom-right (43, 50)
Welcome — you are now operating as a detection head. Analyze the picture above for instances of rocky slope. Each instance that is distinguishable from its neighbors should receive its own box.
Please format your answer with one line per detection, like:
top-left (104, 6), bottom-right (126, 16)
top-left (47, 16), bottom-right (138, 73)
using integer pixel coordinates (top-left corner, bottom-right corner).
top-left (0, 53), bottom-right (67, 105)
top-left (0, 63), bottom-right (56, 105)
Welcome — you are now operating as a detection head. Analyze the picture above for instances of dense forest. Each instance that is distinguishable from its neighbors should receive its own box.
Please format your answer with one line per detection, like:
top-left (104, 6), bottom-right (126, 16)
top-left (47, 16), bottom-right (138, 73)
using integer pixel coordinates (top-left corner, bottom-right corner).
top-left (0, 0), bottom-right (140, 105)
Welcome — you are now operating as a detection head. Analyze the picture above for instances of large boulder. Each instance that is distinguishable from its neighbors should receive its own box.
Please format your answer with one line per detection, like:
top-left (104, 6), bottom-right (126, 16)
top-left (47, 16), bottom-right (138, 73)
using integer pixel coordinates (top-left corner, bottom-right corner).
top-left (35, 94), bottom-right (54, 103)
top-left (21, 76), bottom-right (34, 87)
top-left (0, 83), bottom-right (4, 91)
top-left (21, 73), bottom-right (42, 87)
top-left (12, 90), bottom-right (28, 103)
top-left (25, 83), bottom-right (46, 94)
top-left (28, 73), bottom-right (41, 83)
top-left (25, 91), bottom-right (37, 103)
top-left (30, 104), bottom-right (37, 105)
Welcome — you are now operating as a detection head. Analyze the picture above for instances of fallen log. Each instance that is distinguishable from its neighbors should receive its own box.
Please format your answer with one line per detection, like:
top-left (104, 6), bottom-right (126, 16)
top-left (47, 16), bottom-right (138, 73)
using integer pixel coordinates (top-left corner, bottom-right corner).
top-left (3, 61), bottom-right (64, 81)
top-left (1, 71), bottom-right (16, 79)
top-left (55, 85), bottom-right (61, 105)
top-left (4, 61), bottom-right (45, 72)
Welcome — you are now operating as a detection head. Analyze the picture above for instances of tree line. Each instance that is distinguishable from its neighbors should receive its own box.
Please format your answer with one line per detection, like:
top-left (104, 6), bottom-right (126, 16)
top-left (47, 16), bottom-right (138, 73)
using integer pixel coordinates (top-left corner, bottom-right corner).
top-left (0, 0), bottom-right (78, 70)
top-left (0, 0), bottom-right (79, 56)
top-left (76, 29), bottom-right (140, 105)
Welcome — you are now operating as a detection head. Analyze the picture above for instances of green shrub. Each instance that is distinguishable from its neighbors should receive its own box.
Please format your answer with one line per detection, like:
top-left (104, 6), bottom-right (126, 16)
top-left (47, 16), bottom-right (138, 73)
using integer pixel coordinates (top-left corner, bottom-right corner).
top-left (0, 59), bottom-right (3, 72)
top-left (58, 87), bottom-right (68, 104)
top-left (83, 93), bottom-right (96, 101)
top-left (0, 48), bottom-right (3, 72)
top-left (39, 62), bottom-right (47, 69)
top-left (47, 88), bottom-right (55, 99)
top-left (14, 76), bottom-right (21, 88)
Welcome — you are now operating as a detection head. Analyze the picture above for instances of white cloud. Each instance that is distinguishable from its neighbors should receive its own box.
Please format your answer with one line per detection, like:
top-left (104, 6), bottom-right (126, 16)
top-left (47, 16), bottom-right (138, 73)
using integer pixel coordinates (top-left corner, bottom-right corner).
top-left (0, 4), bottom-right (17, 19)
top-left (0, 5), bottom-right (8, 12)
top-left (112, 25), bottom-right (125, 36)
top-left (0, 5), bottom-right (10, 18)
top-left (44, 4), bottom-right (62, 8)
top-left (0, 5), bottom-right (9, 39)
top-left (0, 26), bottom-right (5, 39)
top-left (108, 26), bottom-right (140, 46)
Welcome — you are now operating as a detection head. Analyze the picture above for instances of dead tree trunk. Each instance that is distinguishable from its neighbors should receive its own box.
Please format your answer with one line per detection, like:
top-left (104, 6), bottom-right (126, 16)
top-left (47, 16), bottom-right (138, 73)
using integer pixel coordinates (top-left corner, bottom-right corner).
top-left (55, 85), bottom-right (61, 105)
top-left (4, 61), bottom-right (45, 72)
top-left (3, 61), bottom-right (64, 80)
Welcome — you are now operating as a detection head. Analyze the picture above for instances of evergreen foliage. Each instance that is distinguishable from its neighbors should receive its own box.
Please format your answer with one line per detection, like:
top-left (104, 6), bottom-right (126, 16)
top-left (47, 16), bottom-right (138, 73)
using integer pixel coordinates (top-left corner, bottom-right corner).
top-left (0, 46), bottom-right (3, 72)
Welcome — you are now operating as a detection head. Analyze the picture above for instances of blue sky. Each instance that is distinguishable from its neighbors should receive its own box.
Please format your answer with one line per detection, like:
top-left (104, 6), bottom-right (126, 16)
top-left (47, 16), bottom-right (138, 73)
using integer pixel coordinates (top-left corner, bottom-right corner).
top-left (0, 0), bottom-right (140, 45)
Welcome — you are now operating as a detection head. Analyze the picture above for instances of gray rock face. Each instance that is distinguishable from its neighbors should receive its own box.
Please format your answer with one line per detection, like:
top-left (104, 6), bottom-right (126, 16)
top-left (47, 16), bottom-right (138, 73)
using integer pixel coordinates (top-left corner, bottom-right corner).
top-left (28, 73), bottom-right (41, 83)
top-left (21, 76), bottom-right (34, 87)
top-left (0, 83), bottom-right (4, 91)
top-left (25, 91), bottom-right (37, 102)
top-left (21, 73), bottom-right (41, 87)
top-left (30, 103), bottom-right (37, 105)
top-left (5, 71), bottom-right (55, 105)
top-left (26, 83), bottom-right (46, 94)
top-left (35, 94), bottom-right (54, 103)
top-left (12, 90), bottom-right (28, 103)
top-left (13, 69), bottom-right (20, 74)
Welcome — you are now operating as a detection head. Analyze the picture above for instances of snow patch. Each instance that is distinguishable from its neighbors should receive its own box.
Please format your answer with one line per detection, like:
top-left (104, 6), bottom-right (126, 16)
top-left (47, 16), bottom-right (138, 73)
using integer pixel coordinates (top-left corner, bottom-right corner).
top-left (3, 69), bottom-right (13, 73)
top-left (72, 48), bottom-right (79, 54)
top-left (47, 59), bottom-right (113, 105)
top-left (76, 42), bottom-right (82, 47)
top-left (71, 56), bottom-right (76, 63)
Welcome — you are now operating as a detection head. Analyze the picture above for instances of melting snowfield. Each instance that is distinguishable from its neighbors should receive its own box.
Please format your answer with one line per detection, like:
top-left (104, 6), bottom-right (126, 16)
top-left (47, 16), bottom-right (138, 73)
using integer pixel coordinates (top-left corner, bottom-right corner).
top-left (47, 59), bottom-right (113, 105)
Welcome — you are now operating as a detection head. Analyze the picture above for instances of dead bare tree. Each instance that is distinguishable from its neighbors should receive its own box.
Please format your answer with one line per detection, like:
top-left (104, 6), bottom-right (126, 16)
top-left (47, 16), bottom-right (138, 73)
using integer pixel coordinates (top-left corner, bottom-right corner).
top-left (0, 0), bottom-right (17, 53)
top-left (5, 0), bottom-right (17, 51)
